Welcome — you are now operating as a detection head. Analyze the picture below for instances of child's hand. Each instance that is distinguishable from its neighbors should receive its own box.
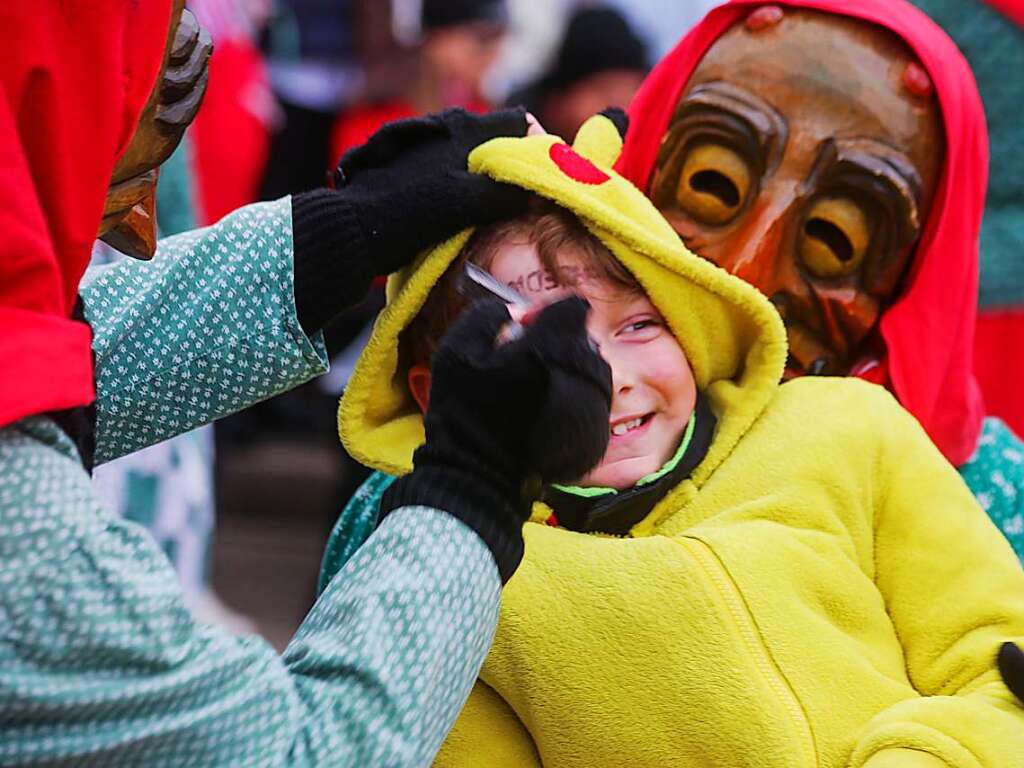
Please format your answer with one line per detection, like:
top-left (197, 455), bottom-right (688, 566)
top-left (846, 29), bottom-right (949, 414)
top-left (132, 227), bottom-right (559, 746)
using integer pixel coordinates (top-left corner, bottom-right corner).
top-left (379, 296), bottom-right (612, 583)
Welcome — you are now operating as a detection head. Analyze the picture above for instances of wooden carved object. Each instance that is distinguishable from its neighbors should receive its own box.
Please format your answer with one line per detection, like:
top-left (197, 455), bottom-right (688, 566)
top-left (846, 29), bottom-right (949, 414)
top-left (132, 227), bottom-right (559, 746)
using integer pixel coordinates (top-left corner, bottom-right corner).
top-left (650, 8), bottom-right (942, 378)
top-left (98, 0), bottom-right (212, 258)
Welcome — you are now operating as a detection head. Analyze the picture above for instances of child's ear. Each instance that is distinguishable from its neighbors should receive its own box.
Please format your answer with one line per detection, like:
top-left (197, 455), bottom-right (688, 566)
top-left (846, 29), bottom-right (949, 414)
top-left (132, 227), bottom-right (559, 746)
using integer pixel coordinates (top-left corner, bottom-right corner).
top-left (408, 364), bottom-right (432, 413)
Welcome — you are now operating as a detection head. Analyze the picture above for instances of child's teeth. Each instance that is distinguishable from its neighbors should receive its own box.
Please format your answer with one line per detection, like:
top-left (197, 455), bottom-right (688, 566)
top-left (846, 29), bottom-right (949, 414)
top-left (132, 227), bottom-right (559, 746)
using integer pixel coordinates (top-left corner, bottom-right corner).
top-left (611, 417), bottom-right (643, 436)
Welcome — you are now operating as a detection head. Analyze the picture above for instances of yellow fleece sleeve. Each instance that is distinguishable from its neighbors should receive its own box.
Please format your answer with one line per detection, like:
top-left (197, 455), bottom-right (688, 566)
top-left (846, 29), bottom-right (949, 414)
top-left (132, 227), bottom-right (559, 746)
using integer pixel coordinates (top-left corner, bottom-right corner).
top-left (434, 680), bottom-right (541, 767)
top-left (850, 389), bottom-right (1024, 767)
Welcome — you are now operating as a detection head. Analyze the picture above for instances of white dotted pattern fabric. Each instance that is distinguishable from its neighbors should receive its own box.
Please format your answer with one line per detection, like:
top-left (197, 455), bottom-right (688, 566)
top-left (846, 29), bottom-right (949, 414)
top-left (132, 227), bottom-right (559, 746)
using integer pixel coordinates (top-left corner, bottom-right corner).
top-left (0, 197), bottom-right (501, 765)
top-left (0, 420), bottom-right (499, 766)
top-left (82, 198), bottom-right (328, 465)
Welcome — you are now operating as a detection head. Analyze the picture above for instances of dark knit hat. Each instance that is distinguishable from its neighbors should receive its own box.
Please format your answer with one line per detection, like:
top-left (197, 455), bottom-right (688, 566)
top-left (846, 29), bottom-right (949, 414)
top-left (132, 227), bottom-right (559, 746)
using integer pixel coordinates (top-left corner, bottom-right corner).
top-left (421, 0), bottom-right (509, 32)
top-left (542, 6), bottom-right (648, 92)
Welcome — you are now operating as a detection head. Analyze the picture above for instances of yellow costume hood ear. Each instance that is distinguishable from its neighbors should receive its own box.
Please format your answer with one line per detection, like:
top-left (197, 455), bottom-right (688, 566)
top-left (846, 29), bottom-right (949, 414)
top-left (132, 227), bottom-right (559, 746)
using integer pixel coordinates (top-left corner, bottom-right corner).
top-left (571, 112), bottom-right (625, 169)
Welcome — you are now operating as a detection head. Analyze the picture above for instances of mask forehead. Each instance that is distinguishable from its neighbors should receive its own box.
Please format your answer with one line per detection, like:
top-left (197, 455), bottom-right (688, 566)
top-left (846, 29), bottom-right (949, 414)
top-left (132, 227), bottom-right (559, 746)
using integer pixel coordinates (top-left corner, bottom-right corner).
top-left (687, 10), bottom-right (941, 202)
top-left (651, 8), bottom-right (943, 378)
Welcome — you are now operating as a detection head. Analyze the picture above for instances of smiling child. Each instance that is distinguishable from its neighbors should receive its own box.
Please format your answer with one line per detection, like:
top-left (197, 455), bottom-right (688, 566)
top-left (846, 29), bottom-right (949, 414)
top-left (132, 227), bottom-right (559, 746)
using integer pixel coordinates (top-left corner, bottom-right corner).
top-left (400, 200), bottom-right (701, 512)
top-left (328, 114), bottom-right (1024, 767)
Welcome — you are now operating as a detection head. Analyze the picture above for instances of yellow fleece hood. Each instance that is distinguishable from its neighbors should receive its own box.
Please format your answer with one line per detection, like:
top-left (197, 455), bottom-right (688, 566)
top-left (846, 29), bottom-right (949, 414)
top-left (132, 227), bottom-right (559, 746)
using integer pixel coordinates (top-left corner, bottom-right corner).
top-left (338, 114), bottom-right (788, 521)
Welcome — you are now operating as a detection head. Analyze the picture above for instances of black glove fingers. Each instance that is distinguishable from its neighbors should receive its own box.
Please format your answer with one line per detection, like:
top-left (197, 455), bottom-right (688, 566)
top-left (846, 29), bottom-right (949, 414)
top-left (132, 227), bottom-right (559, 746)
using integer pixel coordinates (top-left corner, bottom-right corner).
top-left (445, 171), bottom-right (531, 224)
top-left (339, 115), bottom-right (448, 176)
top-left (521, 295), bottom-right (591, 358)
top-left (526, 368), bottom-right (611, 484)
top-left (436, 298), bottom-right (514, 364)
top-left (446, 106), bottom-right (529, 146)
top-left (521, 296), bottom-right (613, 403)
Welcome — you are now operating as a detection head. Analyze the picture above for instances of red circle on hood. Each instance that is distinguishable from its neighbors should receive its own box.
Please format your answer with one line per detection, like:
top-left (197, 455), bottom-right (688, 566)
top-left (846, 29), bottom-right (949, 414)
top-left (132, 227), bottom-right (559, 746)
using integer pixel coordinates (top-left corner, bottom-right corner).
top-left (549, 143), bottom-right (610, 185)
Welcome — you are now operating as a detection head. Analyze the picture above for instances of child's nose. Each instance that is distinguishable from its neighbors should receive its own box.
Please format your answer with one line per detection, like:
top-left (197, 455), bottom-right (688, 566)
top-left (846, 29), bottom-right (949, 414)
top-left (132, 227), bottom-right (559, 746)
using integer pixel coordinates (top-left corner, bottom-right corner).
top-left (604, 350), bottom-right (635, 395)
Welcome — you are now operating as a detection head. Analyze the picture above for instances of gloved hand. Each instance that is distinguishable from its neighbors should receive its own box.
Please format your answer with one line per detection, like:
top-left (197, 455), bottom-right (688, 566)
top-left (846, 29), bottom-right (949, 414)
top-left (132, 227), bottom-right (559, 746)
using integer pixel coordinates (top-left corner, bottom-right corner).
top-left (998, 641), bottom-right (1024, 704)
top-left (380, 296), bottom-right (613, 582)
top-left (291, 108), bottom-right (531, 334)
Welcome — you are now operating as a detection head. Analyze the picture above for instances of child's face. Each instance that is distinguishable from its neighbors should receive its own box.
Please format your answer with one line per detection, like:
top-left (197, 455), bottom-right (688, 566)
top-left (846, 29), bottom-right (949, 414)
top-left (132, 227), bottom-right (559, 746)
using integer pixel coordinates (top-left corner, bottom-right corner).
top-left (489, 241), bottom-right (697, 490)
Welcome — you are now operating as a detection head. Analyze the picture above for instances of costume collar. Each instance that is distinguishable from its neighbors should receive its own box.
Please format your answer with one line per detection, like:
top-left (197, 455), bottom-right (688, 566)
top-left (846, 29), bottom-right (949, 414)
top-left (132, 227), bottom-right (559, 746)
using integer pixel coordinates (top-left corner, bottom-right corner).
top-left (542, 392), bottom-right (716, 535)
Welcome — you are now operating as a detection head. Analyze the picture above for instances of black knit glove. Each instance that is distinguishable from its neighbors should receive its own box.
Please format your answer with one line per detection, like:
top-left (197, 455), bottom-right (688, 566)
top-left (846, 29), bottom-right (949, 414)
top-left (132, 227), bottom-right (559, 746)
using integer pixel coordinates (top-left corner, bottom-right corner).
top-left (380, 296), bottom-right (613, 582)
top-left (998, 642), bottom-right (1024, 704)
top-left (292, 108), bottom-right (531, 334)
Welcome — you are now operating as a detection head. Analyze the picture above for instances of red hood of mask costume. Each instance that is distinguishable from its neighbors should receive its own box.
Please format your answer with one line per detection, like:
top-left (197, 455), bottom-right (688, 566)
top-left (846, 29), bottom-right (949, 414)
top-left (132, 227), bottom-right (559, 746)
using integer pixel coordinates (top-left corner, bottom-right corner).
top-left (983, 0), bottom-right (1024, 28)
top-left (0, 2), bottom-right (172, 429)
top-left (617, 0), bottom-right (987, 467)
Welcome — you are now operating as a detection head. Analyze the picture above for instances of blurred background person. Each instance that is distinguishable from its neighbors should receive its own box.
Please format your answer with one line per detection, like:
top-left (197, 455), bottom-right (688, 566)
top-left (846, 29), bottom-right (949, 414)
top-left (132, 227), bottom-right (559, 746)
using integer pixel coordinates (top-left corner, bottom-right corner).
top-left (505, 5), bottom-right (649, 141)
top-left (329, 0), bottom-right (509, 164)
top-left (259, 0), bottom-right (362, 198)
top-left (486, 0), bottom-right (717, 104)
top-left (189, 0), bottom-right (278, 224)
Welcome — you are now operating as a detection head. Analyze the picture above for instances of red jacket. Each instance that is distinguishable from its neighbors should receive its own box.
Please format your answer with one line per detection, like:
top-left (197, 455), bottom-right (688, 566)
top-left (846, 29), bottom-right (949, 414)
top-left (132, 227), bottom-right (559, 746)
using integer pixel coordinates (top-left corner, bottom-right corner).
top-left (0, 1), bottom-right (171, 427)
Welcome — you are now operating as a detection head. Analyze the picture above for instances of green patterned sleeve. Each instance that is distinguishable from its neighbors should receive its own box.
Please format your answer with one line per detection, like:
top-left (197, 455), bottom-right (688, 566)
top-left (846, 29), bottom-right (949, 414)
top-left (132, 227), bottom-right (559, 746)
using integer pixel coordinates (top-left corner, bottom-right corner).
top-left (958, 417), bottom-right (1024, 563)
top-left (0, 419), bottom-right (501, 767)
top-left (80, 198), bottom-right (329, 465)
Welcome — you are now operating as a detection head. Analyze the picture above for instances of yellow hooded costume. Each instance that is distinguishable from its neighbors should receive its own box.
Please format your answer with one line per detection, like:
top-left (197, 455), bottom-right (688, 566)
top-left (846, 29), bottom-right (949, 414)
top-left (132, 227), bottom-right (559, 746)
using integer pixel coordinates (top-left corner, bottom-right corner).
top-left (336, 115), bottom-right (1024, 767)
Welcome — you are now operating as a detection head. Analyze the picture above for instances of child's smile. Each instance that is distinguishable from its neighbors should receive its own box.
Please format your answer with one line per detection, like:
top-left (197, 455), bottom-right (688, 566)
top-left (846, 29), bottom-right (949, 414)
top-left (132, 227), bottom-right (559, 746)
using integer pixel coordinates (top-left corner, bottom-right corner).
top-left (489, 241), bottom-right (697, 490)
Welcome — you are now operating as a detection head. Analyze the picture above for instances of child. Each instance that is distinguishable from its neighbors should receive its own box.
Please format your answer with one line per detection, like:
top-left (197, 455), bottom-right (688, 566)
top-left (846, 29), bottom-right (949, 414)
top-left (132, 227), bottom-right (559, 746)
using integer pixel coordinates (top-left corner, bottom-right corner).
top-left (328, 114), bottom-right (1024, 766)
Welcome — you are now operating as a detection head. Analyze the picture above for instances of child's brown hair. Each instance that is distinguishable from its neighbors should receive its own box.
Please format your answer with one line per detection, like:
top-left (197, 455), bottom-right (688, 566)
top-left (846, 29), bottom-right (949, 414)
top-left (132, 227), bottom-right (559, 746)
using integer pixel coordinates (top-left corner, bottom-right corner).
top-left (402, 198), bottom-right (639, 367)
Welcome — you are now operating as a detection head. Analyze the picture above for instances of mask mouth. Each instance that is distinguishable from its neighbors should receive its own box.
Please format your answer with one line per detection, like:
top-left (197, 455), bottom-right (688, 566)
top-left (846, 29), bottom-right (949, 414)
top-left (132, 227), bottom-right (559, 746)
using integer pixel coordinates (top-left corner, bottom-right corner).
top-left (774, 304), bottom-right (845, 378)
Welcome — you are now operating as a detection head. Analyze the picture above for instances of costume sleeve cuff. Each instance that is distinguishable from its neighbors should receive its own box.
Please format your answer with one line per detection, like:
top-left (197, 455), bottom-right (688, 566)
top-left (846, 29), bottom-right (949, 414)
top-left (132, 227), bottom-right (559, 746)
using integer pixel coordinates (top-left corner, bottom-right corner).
top-left (380, 465), bottom-right (525, 584)
top-left (291, 189), bottom-right (373, 335)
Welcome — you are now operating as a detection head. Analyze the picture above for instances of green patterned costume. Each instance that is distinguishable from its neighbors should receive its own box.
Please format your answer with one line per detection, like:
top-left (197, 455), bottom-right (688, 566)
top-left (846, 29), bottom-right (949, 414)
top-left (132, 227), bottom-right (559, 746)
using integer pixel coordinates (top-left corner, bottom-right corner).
top-left (959, 418), bottom-right (1024, 558)
top-left (0, 199), bottom-right (501, 766)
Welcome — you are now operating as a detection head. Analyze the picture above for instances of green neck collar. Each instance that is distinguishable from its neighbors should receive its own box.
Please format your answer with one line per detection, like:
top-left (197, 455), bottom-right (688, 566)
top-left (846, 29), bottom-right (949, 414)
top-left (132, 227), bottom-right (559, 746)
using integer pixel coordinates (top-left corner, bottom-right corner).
top-left (552, 407), bottom-right (698, 499)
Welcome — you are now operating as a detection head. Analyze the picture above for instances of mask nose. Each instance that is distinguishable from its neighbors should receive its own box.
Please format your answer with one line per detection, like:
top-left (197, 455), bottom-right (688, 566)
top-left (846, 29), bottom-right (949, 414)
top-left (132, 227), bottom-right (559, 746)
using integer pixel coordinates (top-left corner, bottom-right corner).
top-left (715, 186), bottom-right (801, 301)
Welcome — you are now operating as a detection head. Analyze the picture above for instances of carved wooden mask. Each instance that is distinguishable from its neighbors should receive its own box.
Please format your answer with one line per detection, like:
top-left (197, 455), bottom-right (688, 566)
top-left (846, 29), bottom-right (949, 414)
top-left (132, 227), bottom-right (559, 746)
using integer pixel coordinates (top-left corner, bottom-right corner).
top-left (649, 8), bottom-right (943, 377)
top-left (98, 0), bottom-right (212, 258)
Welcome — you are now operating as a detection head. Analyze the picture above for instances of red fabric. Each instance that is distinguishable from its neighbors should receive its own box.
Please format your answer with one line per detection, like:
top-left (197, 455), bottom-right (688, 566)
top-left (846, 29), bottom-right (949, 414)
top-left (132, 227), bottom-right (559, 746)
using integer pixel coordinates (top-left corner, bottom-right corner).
top-left (0, 1), bottom-right (172, 427)
top-left (982, 0), bottom-right (1024, 28)
top-left (191, 38), bottom-right (272, 225)
top-left (617, 0), bottom-right (988, 466)
top-left (975, 309), bottom-right (1024, 437)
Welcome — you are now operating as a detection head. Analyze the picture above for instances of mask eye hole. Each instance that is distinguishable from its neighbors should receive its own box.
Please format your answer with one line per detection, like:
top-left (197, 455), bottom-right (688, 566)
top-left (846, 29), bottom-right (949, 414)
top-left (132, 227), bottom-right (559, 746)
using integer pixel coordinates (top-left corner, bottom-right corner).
top-left (799, 197), bottom-right (871, 278)
top-left (805, 219), bottom-right (853, 262)
top-left (690, 169), bottom-right (740, 208)
top-left (675, 143), bottom-right (752, 225)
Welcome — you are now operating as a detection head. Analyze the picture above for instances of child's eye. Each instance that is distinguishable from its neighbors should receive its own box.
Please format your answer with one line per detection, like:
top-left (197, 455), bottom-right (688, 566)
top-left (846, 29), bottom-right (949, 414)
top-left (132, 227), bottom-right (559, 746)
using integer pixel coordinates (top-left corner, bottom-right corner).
top-left (618, 317), bottom-right (662, 338)
top-left (627, 320), bottom-right (656, 332)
